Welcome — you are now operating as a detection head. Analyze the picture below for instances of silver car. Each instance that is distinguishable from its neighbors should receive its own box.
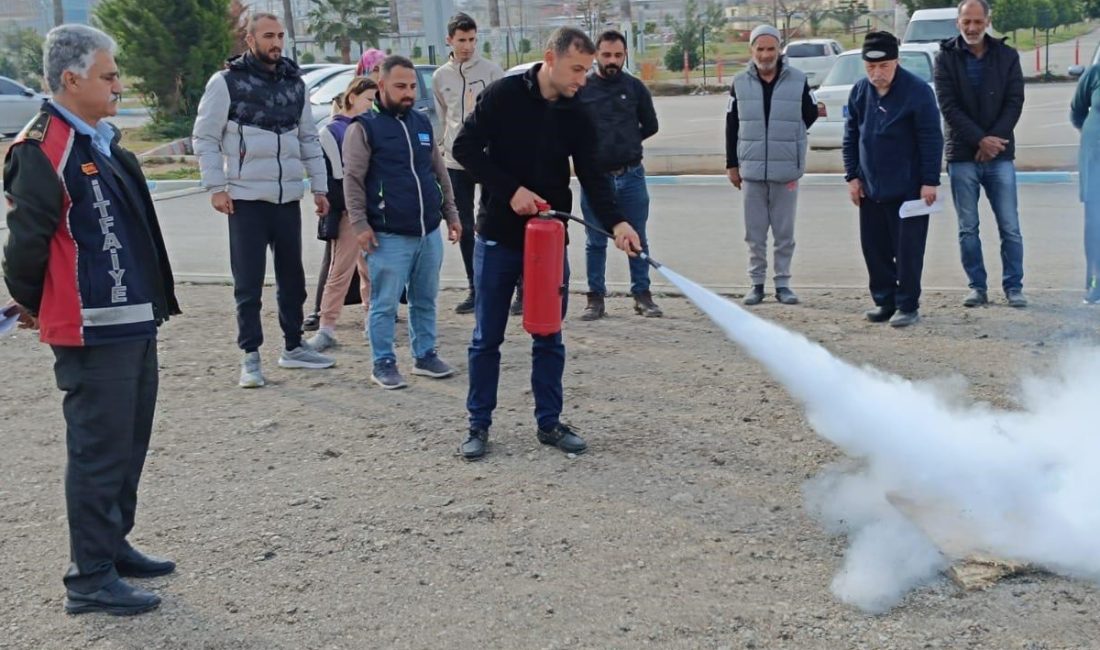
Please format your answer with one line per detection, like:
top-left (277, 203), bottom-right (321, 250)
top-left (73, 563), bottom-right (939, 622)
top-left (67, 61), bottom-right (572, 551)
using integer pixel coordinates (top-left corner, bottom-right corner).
top-left (783, 39), bottom-right (843, 89)
top-left (310, 65), bottom-right (440, 134)
top-left (0, 76), bottom-right (47, 137)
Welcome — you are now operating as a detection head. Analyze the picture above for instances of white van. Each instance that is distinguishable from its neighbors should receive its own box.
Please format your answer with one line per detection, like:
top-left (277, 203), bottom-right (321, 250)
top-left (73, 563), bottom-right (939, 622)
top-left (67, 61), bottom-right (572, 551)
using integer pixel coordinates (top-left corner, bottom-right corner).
top-left (903, 8), bottom-right (961, 44)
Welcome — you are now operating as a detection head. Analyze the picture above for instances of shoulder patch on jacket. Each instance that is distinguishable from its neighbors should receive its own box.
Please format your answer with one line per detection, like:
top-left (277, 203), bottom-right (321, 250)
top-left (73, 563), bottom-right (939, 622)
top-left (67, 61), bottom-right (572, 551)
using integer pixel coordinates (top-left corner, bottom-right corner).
top-left (15, 112), bottom-right (51, 144)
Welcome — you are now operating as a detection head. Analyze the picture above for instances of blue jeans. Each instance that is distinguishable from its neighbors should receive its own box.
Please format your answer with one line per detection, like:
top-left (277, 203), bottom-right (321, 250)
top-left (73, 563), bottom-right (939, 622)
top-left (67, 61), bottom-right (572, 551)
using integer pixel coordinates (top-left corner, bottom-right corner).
top-left (579, 164), bottom-right (651, 296)
top-left (467, 237), bottom-right (569, 431)
top-left (366, 230), bottom-right (443, 365)
top-left (947, 160), bottom-right (1024, 292)
top-left (1087, 202), bottom-right (1100, 291)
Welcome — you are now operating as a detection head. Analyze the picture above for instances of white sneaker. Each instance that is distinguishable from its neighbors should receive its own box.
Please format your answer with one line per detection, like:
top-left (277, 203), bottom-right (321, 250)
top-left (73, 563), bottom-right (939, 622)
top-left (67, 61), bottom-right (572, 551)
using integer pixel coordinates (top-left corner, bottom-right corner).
top-left (239, 351), bottom-right (265, 388)
top-left (306, 329), bottom-right (337, 353)
top-left (278, 345), bottom-right (336, 369)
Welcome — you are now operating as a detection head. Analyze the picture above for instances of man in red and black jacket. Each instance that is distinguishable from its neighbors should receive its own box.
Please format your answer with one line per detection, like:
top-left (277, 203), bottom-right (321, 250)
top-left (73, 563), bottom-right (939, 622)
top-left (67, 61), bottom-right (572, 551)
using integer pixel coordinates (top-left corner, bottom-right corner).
top-left (452, 27), bottom-right (642, 461)
top-left (3, 25), bottom-right (179, 616)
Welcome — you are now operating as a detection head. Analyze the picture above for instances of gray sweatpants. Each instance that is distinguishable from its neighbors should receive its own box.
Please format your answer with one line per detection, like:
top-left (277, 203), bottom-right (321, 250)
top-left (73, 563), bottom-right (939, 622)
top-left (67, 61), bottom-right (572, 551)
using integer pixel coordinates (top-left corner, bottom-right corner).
top-left (742, 179), bottom-right (799, 288)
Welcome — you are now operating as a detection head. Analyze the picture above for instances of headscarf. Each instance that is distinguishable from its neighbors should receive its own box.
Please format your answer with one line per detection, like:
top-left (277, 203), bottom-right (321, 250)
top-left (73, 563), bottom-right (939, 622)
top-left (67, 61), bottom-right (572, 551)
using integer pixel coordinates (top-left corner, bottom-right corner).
top-left (356, 48), bottom-right (387, 76)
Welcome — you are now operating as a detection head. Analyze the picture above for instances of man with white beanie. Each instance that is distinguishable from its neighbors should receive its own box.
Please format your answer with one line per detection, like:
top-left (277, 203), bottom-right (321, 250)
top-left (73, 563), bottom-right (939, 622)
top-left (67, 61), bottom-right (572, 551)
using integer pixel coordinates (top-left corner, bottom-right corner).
top-left (725, 24), bottom-right (818, 306)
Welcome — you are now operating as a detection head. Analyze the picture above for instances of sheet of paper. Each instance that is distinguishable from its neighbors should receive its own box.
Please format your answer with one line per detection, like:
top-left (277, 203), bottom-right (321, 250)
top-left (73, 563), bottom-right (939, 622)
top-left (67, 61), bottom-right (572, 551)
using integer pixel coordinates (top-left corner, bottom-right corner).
top-left (899, 196), bottom-right (945, 219)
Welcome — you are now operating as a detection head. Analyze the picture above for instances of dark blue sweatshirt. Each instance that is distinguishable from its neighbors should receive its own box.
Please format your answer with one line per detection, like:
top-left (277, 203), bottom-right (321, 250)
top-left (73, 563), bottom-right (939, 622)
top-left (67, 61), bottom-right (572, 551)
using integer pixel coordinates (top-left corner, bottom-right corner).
top-left (842, 66), bottom-right (943, 203)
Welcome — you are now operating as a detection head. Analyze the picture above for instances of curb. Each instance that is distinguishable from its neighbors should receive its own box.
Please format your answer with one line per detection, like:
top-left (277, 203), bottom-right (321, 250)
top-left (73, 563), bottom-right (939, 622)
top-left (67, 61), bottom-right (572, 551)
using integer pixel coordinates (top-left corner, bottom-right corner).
top-left (3, 174), bottom-right (1080, 199)
top-left (644, 172), bottom-right (1079, 186)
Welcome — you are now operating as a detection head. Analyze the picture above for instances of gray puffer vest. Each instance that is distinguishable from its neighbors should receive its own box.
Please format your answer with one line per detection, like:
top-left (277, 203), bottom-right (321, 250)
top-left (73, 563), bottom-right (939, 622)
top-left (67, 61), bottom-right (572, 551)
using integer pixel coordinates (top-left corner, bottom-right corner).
top-left (733, 61), bottom-right (808, 183)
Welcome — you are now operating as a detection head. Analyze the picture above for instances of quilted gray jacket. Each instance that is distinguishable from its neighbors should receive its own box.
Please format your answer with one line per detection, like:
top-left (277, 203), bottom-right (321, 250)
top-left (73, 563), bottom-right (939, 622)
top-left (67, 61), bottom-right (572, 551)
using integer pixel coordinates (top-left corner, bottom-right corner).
top-left (192, 53), bottom-right (327, 203)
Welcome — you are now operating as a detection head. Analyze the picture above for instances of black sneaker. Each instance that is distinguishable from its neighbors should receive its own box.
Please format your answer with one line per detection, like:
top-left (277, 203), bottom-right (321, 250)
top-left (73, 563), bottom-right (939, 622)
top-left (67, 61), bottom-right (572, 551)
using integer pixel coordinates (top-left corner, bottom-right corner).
top-left (864, 306), bottom-right (896, 323)
top-left (302, 312), bottom-right (320, 332)
top-left (775, 287), bottom-right (800, 305)
top-left (962, 289), bottom-right (988, 307)
top-left (888, 310), bottom-right (920, 328)
top-left (455, 290), bottom-right (475, 314)
top-left (742, 284), bottom-right (765, 306)
top-left (371, 359), bottom-right (407, 390)
top-left (460, 428), bottom-right (488, 460)
top-left (536, 422), bottom-right (587, 454)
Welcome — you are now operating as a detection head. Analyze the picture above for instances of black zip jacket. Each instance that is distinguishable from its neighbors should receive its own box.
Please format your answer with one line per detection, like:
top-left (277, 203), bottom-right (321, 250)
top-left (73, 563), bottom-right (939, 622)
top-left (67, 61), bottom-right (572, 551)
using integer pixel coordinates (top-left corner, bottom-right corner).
top-left (577, 70), bottom-right (658, 171)
top-left (451, 63), bottom-right (624, 251)
top-left (934, 35), bottom-right (1024, 162)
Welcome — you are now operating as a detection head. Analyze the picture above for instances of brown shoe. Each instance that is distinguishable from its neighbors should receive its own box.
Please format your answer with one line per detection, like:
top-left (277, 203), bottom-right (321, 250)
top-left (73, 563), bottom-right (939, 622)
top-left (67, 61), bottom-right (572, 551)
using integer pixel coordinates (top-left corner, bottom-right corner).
top-left (633, 291), bottom-right (663, 317)
top-left (580, 292), bottom-right (605, 321)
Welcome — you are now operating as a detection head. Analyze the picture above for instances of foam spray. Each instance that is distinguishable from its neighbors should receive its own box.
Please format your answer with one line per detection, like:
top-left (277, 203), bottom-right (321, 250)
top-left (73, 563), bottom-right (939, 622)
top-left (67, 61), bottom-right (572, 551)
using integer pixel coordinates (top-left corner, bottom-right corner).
top-left (657, 266), bottom-right (1100, 613)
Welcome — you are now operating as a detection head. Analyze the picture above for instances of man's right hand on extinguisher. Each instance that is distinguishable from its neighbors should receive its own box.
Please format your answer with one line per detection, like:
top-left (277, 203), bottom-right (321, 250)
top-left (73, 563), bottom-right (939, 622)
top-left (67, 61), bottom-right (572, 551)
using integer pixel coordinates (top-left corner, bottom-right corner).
top-left (510, 186), bottom-right (546, 216)
top-left (612, 222), bottom-right (642, 257)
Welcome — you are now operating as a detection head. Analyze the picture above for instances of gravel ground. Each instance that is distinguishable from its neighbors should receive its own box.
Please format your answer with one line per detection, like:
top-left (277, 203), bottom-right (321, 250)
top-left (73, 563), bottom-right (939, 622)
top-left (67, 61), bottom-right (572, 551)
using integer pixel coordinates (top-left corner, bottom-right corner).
top-left (1, 284), bottom-right (1098, 650)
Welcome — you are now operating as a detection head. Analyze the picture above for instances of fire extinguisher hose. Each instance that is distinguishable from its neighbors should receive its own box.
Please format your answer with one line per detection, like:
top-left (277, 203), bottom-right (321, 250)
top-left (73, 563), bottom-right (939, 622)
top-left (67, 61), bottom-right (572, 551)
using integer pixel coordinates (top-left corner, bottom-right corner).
top-left (536, 208), bottom-right (663, 270)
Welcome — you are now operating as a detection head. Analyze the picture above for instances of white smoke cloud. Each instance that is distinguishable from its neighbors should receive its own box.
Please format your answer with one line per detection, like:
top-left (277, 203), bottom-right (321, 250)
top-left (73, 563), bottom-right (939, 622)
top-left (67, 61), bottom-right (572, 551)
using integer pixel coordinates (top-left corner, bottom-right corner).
top-left (659, 267), bottom-right (1100, 612)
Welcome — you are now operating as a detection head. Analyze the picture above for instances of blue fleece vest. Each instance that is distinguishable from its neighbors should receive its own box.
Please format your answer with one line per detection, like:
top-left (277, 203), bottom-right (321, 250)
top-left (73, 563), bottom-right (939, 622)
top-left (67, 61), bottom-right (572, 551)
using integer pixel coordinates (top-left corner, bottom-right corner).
top-left (355, 104), bottom-right (442, 237)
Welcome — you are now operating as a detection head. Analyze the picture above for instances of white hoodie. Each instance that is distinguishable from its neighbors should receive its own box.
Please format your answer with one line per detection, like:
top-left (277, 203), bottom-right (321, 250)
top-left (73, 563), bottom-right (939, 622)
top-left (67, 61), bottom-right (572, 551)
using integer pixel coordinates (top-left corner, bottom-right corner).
top-left (432, 54), bottom-right (504, 171)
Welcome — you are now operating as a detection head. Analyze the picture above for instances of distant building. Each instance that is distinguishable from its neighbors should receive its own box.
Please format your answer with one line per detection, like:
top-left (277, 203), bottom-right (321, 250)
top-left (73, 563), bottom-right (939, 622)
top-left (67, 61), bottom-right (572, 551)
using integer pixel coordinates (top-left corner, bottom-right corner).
top-left (0, 0), bottom-right (101, 33)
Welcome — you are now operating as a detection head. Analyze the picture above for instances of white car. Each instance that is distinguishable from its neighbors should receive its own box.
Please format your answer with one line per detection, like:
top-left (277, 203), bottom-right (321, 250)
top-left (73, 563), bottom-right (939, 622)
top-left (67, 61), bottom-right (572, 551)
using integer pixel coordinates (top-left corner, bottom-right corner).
top-left (808, 46), bottom-right (938, 149)
top-left (903, 7), bottom-right (962, 44)
top-left (0, 75), bottom-right (48, 137)
top-left (783, 39), bottom-right (843, 88)
top-left (506, 61), bottom-right (537, 76)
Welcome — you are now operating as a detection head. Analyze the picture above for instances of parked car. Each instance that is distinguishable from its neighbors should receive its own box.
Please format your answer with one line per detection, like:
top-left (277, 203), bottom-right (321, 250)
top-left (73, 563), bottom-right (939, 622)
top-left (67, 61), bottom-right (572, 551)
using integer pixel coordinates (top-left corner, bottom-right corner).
top-left (903, 7), bottom-right (961, 44)
top-left (506, 61), bottom-right (537, 76)
top-left (302, 64), bottom-right (355, 97)
top-left (808, 45), bottom-right (938, 149)
top-left (0, 75), bottom-right (47, 137)
top-left (310, 65), bottom-right (440, 134)
top-left (297, 63), bottom-right (334, 75)
top-left (506, 60), bottom-right (633, 76)
top-left (782, 39), bottom-right (843, 88)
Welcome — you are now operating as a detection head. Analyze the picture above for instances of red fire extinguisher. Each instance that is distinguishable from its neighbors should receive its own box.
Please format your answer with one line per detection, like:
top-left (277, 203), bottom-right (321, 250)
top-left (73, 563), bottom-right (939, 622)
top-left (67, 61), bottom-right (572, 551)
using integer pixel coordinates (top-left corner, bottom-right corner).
top-left (523, 202), bottom-right (566, 336)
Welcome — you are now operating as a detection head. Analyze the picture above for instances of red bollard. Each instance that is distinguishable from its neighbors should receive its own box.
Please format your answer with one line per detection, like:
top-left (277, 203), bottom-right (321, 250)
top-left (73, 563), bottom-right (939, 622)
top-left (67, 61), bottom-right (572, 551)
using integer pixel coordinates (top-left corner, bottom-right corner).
top-left (1036, 47), bottom-right (1041, 73)
top-left (1076, 38), bottom-right (1081, 65)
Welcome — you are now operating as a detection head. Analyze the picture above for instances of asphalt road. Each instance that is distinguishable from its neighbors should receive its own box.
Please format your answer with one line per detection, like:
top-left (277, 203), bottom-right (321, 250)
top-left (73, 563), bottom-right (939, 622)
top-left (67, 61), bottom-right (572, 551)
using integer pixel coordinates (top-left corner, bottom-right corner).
top-left (645, 82), bottom-right (1084, 172)
top-left (150, 179), bottom-right (1088, 297)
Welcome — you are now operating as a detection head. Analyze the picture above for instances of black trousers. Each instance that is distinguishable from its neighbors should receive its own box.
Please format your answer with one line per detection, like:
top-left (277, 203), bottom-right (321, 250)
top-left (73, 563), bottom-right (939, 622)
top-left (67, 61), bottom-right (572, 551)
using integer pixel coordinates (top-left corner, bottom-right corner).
top-left (228, 200), bottom-right (306, 351)
top-left (859, 199), bottom-right (930, 313)
top-left (52, 339), bottom-right (158, 593)
top-left (448, 168), bottom-right (477, 287)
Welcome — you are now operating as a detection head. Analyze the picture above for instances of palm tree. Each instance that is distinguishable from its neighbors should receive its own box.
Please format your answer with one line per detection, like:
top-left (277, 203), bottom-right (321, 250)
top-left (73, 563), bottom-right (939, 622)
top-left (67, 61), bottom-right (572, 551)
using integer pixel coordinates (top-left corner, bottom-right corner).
top-left (307, 0), bottom-right (387, 64)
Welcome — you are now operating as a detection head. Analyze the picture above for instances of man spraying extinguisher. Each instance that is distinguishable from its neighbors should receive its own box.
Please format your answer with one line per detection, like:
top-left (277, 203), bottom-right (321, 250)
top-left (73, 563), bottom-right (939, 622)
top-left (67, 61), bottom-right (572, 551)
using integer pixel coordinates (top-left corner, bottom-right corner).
top-left (452, 27), bottom-right (642, 461)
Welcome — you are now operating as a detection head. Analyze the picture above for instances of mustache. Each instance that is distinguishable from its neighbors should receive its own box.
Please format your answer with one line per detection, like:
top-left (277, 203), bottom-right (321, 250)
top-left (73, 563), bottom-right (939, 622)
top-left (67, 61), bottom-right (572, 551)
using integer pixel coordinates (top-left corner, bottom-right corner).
top-left (110, 92), bottom-right (122, 103)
